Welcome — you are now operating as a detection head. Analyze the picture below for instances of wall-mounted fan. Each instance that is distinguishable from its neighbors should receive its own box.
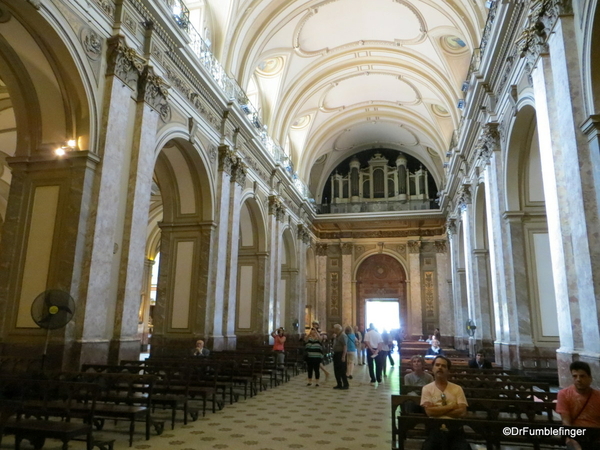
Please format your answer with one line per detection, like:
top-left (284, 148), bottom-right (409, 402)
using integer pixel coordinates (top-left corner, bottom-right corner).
top-left (31, 289), bottom-right (76, 369)
top-left (466, 319), bottom-right (477, 337)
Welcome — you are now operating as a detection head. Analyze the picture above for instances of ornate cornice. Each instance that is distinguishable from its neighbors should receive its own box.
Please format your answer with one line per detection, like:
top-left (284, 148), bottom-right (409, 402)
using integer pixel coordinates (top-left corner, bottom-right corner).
top-left (138, 66), bottom-right (170, 121)
top-left (316, 243), bottom-right (328, 256)
top-left (476, 122), bottom-right (500, 165)
top-left (268, 195), bottom-right (286, 221)
top-left (434, 240), bottom-right (447, 254)
top-left (446, 218), bottom-right (457, 236)
top-left (456, 184), bottom-right (472, 212)
top-left (297, 224), bottom-right (311, 245)
top-left (407, 240), bottom-right (421, 254)
top-left (107, 36), bottom-right (145, 89)
top-left (218, 145), bottom-right (236, 175)
top-left (516, 0), bottom-right (573, 64)
top-left (231, 159), bottom-right (247, 186)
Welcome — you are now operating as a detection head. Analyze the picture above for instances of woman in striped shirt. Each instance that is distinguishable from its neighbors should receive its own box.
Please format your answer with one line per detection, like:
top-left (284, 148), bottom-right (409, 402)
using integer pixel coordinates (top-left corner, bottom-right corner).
top-left (305, 328), bottom-right (325, 386)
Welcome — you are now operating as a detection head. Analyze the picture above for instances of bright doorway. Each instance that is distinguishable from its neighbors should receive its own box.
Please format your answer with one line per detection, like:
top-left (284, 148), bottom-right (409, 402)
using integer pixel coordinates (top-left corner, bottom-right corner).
top-left (365, 299), bottom-right (400, 332)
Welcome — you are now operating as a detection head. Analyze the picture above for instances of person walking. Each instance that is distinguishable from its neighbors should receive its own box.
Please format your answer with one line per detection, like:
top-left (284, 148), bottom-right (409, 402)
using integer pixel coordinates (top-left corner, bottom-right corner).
top-left (363, 323), bottom-right (384, 383)
top-left (344, 325), bottom-right (358, 379)
top-left (354, 326), bottom-right (364, 365)
top-left (304, 328), bottom-right (325, 387)
top-left (332, 324), bottom-right (349, 390)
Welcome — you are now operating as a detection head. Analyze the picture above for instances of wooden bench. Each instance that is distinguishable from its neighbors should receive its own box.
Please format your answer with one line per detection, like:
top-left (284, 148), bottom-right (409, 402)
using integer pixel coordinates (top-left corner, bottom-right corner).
top-left (0, 379), bottom-right (98, 450)
top-left (401, 385), bottom-right (558, 402)
top-left (391, 395), bottom-right (598, 450)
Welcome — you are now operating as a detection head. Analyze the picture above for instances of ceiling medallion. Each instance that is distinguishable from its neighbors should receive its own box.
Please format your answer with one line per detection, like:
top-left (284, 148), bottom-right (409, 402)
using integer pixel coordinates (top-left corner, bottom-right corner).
top-left (256, 57), bottom-right (284, 76)
top-left (441, 35), bottom-right (468, 54)
top-left (291, 115), bottom-right (311, 129)
top-left (432, 104), bottom-right (450, 117)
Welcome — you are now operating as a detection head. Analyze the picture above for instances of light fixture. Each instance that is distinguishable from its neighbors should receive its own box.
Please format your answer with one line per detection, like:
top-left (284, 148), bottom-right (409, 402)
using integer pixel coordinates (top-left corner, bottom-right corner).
top-left (54, 139), bottom-right (77, 157)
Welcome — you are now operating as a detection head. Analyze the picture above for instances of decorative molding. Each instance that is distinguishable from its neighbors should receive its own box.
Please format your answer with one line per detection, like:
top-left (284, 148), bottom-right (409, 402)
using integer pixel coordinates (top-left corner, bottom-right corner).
top-left (330, 272), bottom-right (339, 317)
top-left (424, 271), bottom-right (435, 318)
top-left (268, 195), bottom-right (286, 221)
top-left (218, 145), bottom-right (236, 174)
top-left (318, 228), bottom-right (444, 239)
top-left (207, 144), bottom-right (217, 163)
top-left (93, 0), bottom-right (116, 20)
top-left (456, 184), bottom-right (472, 211)
top-left (231, 159), bottom-right (247, 186)
top-left (341, 243), bottom-right (353, 255)
top-left (297, 224), bottom-right (311, 245)
top-left (516, 0), bottom-right (573, 64)
top-left (80, 28), bottom-right (103, 61)
top-left (476, 122), bottom-right (501, 165)
top-left (407, 240), bottom-right (421, 254)
top-left (446, 218), bottom-right (457, 236)
top-left (396, 244), bottom-right (406, 255)
top-left (138, 67), bottom-right (170, 121)
top-left (434, 240), bottom-right (447, 253)
top-left (316, 243), bottom-right (328, 256)
top-left (107, 36), bottom-right (145, 90)
top-left (123, 12), bottom-right (137, 34)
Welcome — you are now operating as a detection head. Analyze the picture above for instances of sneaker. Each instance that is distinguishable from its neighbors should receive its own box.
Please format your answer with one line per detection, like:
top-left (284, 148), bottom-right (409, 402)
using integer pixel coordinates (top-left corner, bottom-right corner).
top-left (341, 386), bottom-right (349, 390)
top-left (348, 375), bottom-right (353, 379)
top-left (377, 379), bottom-right (382, 383)
top-left (315, 384), bottom-right (319, 387)
top-left (370, 380), bottom-right (376, 383)
top-left (333, 386), bottom-right (342, 389)
top-left (306, 383), bottom-right (312, 386)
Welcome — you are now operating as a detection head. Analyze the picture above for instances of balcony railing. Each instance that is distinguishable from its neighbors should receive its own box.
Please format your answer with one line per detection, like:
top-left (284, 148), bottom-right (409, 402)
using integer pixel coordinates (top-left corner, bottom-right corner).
top-left (163, 0), bottom-right (313, 204)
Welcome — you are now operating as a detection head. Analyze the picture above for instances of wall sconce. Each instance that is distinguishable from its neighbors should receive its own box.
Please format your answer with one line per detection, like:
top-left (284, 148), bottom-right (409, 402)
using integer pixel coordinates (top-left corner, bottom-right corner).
top-left (55, 139), bottom-right (77, 156)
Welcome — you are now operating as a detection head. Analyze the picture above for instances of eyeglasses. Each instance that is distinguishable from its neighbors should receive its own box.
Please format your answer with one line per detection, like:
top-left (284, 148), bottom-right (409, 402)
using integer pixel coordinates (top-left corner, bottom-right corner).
top-left (440, 393), bottom-right (447, 406)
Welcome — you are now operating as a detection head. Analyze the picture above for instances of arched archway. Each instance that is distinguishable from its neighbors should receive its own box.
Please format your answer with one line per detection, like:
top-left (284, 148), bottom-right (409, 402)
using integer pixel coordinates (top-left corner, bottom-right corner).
top-left (236, 195), bottom-right (268, 345)
top-left (278, 226), bottom-right (298, 331)
top-left (355, 254), bottom-right (406, 333)
top-left (150, 137), bottom-right (215, 356)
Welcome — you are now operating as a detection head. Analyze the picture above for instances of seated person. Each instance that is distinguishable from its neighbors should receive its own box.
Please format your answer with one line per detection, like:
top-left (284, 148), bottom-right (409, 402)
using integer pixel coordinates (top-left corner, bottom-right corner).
top-left (192, 339), bottom-right (210, 357)
top-left (403, 355), bottom-right (433, 414)
top-left (468, 351), bottom-right (492, 369)
top-left (420, 355), bottom-right (470, 450)
top-left (425, 339), bottom-right (445, 358)
top-left (405, 355), bottom-right (434, 387)
top-left (556, 361), bottom-right (600, 450)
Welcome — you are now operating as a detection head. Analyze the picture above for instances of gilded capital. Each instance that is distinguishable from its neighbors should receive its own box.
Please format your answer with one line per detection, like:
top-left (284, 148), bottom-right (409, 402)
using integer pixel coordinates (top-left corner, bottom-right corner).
top-left (107, 36), bottom-right (145, 89)
top-left (218, 145), bottom-right (236, 174)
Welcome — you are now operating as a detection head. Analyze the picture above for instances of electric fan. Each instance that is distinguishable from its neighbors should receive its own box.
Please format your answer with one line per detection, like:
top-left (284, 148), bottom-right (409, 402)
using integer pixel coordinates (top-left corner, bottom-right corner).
top-left (30, 289), bottom-right (76, 369)
top-left (466, 319), bottom-right (477, 337)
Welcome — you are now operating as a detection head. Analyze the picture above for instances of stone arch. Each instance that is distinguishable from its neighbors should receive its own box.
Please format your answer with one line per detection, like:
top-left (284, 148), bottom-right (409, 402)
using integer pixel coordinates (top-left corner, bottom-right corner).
top-left (505, 104), bottom-right (536, 211)
top-left (150, 136), bottom-right (216, 356)
top-left (236, 195), bottom-right (268, 343)
top-left (278, 226), bottom-right (298, 331)
top-left (0, 2), bottom-right (95, 157)
top-left (586, 0), bottom-right (600, 113)
top-left (355, 254), bottom-right (407, 333)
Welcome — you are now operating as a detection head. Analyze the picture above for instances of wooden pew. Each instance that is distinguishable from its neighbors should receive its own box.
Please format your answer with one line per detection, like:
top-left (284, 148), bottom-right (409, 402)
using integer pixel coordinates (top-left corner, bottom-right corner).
top-left (391, 395), bottom-right (597, 450)
top-left (400, 385), bottom-right (558, 402)
top-left (0, 379), bottom-right (98, 450)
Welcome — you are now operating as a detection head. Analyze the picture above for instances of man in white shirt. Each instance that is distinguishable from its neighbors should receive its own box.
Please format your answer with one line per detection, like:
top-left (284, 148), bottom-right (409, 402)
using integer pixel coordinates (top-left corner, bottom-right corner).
top-left (420, 355), bottom-right (470, 450)
top-left (363, 323), bottom-right (383, 383)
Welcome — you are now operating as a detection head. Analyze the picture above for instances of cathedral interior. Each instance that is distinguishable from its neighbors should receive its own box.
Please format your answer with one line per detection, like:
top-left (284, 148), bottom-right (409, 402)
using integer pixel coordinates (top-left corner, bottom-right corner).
top-left (0, 0), bottom-right (599, 391)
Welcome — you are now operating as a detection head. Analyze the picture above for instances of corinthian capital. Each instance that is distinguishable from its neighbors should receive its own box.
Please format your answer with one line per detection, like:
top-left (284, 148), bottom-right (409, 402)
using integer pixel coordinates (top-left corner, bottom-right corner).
top-left (107, 36), bottom-right (145, 89)
top-left (476, 122), bottom-right (500, 165)
top-left (218, 145), bottom-right (236, 174)
top-left (231, 159), bottom-right (247, 186)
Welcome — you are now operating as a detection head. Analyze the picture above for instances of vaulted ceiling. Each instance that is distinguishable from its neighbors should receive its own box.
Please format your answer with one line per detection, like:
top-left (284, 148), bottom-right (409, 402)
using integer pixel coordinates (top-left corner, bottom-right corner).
top-left (199, 0), bottom-right (487, 198)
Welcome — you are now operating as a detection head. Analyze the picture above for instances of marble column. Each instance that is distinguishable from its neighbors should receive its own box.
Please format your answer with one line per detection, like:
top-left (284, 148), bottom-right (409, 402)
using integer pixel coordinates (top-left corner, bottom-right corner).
top-left (460, 203), bottom-right (478, 355)
top-left (341, 243), bottom-right (353, 326)
top-left (435, 242), bottom-right (452, 346)
top-left (109, 67), bottom-right (167, 364)
top-left (71, 37), bottom-right (147, 368)
top-left (222, 160), bottom-right (246, 350)
top-left (206, 146), bottom-right (234, 350)
top-left (264, 196), bottom-right (284, 338)
top-left (407, 242), bottom-right (422, 337)
top-left (527, 10), bottom-right (600, 384)
top-left (472, 249), bottom-right (494, 352)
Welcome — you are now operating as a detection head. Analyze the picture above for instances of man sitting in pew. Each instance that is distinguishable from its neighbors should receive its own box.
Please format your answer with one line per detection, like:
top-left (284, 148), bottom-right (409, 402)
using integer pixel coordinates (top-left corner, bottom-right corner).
top-left (420, 355), bottom-right (471, 450)
top-left (556, 361), bottom-right (600, 450)
top-left (468, 351), bottom-right (492, 369)
top-left (193, 339), bottom-right (210, 357)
